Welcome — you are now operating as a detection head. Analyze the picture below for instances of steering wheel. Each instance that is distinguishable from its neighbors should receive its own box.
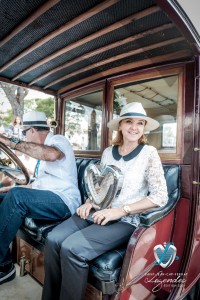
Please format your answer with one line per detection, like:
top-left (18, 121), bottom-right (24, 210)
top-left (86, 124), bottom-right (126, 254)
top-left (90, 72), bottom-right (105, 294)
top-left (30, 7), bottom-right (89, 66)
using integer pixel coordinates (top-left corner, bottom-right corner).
top-left (0, 142), bottom-right (30, 185)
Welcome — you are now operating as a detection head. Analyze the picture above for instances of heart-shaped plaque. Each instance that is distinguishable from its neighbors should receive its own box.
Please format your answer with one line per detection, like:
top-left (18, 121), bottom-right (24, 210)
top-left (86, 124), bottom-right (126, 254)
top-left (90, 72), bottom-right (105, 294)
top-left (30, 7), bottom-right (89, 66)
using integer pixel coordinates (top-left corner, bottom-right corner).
top-left (84, 164), bottom-right (122, 210)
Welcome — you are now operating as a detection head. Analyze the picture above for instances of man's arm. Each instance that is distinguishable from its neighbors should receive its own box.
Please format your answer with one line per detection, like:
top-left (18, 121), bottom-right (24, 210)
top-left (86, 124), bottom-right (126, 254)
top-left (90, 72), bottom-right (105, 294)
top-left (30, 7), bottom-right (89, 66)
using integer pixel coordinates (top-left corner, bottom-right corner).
top-left (0, 134), bottom-right (64, 161)
top-left (15, 141), bottom-right (64, 161)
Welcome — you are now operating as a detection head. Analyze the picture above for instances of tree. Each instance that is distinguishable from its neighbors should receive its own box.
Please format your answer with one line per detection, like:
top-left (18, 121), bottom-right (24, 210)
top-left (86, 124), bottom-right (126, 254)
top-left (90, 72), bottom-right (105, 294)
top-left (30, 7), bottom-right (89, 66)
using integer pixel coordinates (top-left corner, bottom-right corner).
top-left (24, 98), bottom-right (55, 118)
top-left (2, 109), bottom-right (13, 127)
top-left (34, 98), bottom-right (55, 118)
top-left (0, 82), bottom-right (28, 118)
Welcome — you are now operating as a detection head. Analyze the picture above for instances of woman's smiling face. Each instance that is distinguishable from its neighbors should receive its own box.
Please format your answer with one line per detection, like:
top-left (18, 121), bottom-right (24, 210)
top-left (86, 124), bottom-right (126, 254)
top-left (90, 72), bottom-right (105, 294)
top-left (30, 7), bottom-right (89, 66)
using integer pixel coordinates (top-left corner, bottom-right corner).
top-left (119, 118), bottom-right (145, 143)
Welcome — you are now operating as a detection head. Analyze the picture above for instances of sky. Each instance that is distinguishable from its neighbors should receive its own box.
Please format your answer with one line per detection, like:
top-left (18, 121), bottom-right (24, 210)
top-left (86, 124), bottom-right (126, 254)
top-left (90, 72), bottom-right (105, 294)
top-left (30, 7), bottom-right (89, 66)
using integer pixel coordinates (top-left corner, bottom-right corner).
top-left (0, 87), bottom-right (53, 112)
top-left (24, 89), bottom-right (53, 100)
top-left (177, 0), bottom-right (200, 36)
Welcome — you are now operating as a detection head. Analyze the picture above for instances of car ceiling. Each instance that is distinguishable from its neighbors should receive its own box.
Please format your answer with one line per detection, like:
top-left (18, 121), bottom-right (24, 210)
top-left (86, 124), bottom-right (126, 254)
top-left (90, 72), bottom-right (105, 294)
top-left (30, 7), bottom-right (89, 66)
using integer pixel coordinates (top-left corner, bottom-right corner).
top-left (0, 0), bottom-right (198, 96)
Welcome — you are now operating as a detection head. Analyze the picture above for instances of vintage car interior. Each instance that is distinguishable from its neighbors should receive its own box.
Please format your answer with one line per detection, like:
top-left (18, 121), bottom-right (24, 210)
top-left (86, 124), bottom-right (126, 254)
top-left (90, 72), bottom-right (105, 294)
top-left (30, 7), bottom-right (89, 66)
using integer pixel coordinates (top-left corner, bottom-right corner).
top-left (0, 0), bottom-right (200, 299)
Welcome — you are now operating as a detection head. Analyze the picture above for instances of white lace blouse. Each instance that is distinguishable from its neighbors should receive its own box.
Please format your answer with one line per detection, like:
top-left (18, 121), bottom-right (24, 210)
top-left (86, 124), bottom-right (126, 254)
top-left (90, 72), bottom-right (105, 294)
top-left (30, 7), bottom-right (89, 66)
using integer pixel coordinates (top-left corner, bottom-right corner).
top-left (100, 145), bottom-right (168, 227)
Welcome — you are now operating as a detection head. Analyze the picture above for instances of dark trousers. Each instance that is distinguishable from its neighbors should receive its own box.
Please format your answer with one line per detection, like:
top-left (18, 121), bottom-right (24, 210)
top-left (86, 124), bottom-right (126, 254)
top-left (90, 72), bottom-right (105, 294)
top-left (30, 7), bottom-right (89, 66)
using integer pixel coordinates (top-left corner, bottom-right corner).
top-left (0, 187), bottom-right (71, 266)
top-left (42, 214), bottom-right (135, 300)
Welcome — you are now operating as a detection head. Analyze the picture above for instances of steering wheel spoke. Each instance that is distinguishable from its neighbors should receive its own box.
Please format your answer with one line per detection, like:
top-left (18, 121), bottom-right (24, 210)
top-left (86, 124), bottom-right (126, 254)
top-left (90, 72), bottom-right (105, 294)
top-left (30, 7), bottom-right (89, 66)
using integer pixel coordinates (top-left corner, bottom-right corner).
top-left (0, 142), bottom-right (30, 185)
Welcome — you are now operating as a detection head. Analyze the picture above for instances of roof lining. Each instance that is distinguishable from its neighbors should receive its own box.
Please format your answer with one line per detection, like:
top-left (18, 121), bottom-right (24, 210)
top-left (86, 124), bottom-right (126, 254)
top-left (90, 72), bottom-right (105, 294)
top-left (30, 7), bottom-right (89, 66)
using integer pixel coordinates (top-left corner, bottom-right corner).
top-left (45, 36), bottom-right (185, 89)
top-left (0, 75), bottom-right (56, 96)
top-left (30, 23), bottom-right (175, 86)
top-left (0, 0), bottom-right (197, 94)
top-left (0, 0), bottom-right (60, 48)
top-left (11, 6), bottom-right (160, 81)
top-left (0, 0), bottom-right (119, 74)
top-left (58, 49), bottom-right (192, 94)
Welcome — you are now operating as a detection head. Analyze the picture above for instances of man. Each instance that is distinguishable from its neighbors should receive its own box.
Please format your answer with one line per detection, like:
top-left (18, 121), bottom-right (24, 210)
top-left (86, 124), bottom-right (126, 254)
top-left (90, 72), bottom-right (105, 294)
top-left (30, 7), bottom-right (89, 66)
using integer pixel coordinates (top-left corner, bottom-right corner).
top-left (0, 111), bottom-right (81, 284)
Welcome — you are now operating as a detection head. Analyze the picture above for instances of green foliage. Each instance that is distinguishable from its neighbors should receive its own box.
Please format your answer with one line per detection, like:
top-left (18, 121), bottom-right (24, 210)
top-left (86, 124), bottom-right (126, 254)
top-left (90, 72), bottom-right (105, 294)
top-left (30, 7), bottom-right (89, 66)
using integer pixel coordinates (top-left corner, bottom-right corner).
top-left (35, 98), bottom-right (55, 118)
top-left (24, 97), bottom-right (55, 118)
top-left (24, 99), bottom-right (35, 111)
top-left (1, 109), bottom-right (13, 127)
top-left (1, 97), bottom-right (55, 129)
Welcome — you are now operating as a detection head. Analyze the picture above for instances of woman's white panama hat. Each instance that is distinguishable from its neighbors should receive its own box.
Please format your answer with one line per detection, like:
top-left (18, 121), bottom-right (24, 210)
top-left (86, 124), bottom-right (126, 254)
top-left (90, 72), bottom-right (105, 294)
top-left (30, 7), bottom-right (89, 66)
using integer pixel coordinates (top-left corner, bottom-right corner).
top-left (107, 102), bottom-right (160, 132)
top-left (23, 111), bottom-right (49, 128)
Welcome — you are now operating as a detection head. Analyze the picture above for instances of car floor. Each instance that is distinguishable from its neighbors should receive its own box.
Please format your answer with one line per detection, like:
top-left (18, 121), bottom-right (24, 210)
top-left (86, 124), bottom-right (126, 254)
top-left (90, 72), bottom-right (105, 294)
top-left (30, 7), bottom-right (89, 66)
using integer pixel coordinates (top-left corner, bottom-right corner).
top-left (0, 264), bottom-right (42, 300)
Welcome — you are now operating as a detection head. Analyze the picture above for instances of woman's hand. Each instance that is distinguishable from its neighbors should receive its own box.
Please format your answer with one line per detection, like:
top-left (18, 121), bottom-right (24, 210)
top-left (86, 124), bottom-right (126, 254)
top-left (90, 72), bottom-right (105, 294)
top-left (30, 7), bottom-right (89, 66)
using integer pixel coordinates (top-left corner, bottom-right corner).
top-left (93, 207), bottom-right (125, 225)
top-left (76, 200), bottom-right (93, 219)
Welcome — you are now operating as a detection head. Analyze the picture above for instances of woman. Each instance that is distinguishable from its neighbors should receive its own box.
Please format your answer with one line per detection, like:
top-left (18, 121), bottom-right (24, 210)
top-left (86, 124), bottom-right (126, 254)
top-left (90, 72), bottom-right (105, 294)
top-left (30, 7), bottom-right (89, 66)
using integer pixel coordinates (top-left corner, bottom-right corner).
top-left (8, 116), bottom-right (22, 138)
top-left (42, 102), bottom-right (168, 300)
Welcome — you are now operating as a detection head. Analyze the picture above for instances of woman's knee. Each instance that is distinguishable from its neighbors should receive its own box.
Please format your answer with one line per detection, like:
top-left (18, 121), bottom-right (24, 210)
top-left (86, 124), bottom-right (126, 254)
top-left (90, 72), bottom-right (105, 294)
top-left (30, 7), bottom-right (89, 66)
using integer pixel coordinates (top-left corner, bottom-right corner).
top-left (60, 234), bottom-right (88, 262)
top-left (46, 230), bottom-right (63, 250)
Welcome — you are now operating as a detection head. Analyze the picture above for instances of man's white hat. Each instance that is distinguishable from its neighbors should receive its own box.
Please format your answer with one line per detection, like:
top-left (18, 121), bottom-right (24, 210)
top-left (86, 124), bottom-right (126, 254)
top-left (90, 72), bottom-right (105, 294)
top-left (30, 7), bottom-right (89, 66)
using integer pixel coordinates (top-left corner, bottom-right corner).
top-left (23, 111), bottom-right (49, 127)
top-left (107, 102), bottom-right (160, 132)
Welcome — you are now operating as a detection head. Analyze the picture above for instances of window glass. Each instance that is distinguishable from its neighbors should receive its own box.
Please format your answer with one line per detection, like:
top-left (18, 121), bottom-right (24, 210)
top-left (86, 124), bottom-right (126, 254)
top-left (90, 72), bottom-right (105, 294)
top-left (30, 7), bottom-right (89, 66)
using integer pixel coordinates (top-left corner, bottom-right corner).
top-left (114, 75), bottom-right (178, 153)
top-left (64, 90), bottom-right (103, 151)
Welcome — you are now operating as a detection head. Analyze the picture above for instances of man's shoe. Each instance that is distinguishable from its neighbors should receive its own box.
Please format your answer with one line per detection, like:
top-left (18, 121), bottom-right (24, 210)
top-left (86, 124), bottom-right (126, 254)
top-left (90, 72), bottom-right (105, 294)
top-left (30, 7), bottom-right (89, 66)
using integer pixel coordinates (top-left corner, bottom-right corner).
top-left (0, 264), bottom-right (16, 284)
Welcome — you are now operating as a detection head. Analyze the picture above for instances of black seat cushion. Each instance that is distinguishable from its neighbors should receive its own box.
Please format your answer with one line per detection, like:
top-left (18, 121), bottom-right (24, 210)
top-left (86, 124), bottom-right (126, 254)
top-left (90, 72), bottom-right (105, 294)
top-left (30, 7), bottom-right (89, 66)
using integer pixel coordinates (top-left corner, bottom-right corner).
top-left (89, 249), bottom-right (126, 281)
top-left (17, 160), bottom-right (181, 295)
top-left (88, 249), bottom-right (126, 295)
top-left (19, 158), bottom-right (100, 243)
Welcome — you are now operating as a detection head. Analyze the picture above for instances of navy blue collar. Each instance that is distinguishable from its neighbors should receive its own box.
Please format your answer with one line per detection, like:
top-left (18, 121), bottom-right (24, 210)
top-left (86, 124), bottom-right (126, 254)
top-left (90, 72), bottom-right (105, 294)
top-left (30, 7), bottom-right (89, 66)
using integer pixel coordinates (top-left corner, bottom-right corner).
top-left (112, 144), bottom-right (145, 161)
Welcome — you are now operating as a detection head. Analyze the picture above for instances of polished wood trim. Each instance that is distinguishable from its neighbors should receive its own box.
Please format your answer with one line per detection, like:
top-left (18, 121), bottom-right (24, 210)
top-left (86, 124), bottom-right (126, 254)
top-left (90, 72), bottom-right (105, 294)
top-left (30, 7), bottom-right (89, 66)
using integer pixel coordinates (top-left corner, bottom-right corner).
top-left (30, 23), bottom-right (174, 85)
top-left (101, 81), bottom-right (107, 151)
top-left (58, 50), bottom-right (191, 94)
top-left (106, 64), bottom-right (185, 86)
top-left (73, 152), bottom-right (102, 158)
top-left (183, 63), bottom-right (196, 165)
top-left (1, 0), bottom-right (119, 74)
top-left (11, 6), bottom-right (160, 80)
top-left (59, 65), bottom-right (187, 162)
top-left (150, 70), bottom-right (183, 162)
top-left (61, 81), bottom-right (106, 154)
top-left (107, 66), bottom-right (184, 163)
top-left (0, 0), bottom-right (61, 48)
top-left (0, 76), bottom-right (56, 96)
top-left (107, 81), bottom-right (115, 148)
top-left (45, 36), bottom-right (183, 88)
top-left (60, 80), bottom-right (106, 100)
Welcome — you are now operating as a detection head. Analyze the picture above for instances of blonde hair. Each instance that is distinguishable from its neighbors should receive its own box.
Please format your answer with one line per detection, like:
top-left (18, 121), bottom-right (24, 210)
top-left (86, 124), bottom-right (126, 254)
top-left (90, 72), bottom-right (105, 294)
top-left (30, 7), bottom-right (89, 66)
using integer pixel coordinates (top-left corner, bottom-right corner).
top-left (13, 116), bottom-right (22, 126)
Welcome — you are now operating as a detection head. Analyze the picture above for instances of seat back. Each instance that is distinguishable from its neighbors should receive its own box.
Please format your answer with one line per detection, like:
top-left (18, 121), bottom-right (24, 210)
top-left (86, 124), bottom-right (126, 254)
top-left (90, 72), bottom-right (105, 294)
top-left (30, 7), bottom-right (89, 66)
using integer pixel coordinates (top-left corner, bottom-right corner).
top-left (76, 157), bottom-right (99, 203)
top-left (139, 164), bottom-right (180, 227)
top-left (17, 161), bottom-right (181, 294)
top-left (19, 161), bottom-right (180, 244)
top-left (19, 158), bottom-right (99, 243)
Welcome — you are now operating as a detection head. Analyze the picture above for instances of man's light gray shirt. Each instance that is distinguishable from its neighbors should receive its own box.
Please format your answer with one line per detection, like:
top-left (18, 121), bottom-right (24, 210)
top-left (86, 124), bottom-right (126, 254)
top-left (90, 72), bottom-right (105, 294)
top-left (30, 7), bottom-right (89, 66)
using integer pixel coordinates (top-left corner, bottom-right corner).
top-left (32, 132), bottom-right (81, 214)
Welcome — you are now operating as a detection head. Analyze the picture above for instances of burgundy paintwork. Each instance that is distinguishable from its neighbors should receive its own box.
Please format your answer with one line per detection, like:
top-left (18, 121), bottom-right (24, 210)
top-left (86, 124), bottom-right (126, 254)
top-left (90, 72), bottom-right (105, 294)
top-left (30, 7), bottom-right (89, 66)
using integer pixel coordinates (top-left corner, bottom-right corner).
top-left (113, 197), bottom-right (190, 300)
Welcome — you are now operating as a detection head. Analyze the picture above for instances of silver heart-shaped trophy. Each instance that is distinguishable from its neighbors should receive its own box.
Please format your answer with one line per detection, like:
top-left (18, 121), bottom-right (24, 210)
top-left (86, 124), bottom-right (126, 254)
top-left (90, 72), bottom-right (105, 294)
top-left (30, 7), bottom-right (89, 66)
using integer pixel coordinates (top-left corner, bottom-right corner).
top-left (84, 163), bottom-right (123, 221)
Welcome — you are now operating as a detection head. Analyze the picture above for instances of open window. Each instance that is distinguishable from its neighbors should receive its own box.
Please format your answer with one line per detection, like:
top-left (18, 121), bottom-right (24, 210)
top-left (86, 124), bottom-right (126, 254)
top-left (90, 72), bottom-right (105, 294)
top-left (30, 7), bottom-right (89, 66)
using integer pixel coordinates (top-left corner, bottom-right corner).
top-left (63, 85), bottom-right (105, 154)
top-left (109, 68), bottom-right (183, 162)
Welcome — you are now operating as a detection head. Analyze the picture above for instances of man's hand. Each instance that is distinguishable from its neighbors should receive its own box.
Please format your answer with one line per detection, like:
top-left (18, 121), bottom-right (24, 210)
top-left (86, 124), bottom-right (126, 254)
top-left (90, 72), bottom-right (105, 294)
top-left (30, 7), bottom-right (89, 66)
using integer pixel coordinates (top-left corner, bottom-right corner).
top-left (0, 185), bottom-right (13, 193)
top-left (1, 176), bottom-right (14, 187)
